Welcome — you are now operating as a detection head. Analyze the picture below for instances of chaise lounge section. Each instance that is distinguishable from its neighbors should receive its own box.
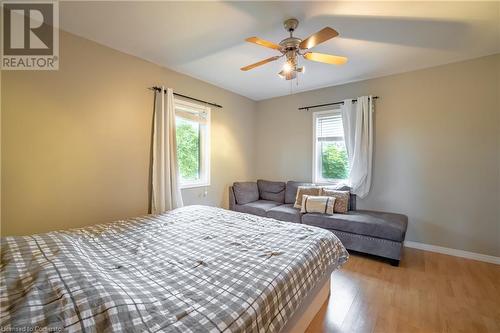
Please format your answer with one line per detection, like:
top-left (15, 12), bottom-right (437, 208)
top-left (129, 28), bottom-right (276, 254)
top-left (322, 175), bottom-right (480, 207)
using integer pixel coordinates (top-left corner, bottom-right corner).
top-left (229, 180), bottom-right (408, 266)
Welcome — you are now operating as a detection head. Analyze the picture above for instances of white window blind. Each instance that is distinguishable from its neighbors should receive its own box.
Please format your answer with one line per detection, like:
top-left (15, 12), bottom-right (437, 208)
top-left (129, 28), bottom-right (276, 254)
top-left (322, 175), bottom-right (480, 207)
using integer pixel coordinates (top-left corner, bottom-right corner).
top-left (316, 113), bottom-right (344, 142)
top-left (175, 102), bottom-right (208, 124)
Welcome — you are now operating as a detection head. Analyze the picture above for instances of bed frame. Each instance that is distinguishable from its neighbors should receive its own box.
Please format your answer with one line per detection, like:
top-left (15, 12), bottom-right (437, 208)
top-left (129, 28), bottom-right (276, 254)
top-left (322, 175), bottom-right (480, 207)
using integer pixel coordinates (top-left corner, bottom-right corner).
top-left (279, 270), bottom-right (332, 333)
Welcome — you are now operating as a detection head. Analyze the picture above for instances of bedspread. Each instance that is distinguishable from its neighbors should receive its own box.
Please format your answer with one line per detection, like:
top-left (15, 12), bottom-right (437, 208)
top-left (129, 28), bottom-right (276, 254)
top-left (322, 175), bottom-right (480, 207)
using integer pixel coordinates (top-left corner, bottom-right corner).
top-left (1, 205), bottom-right (348, 332)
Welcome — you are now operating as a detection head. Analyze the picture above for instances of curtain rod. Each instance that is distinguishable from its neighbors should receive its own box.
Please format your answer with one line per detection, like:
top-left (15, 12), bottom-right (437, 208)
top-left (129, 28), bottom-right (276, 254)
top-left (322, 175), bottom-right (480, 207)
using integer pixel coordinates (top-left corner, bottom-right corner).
top-left (149, 86), bottom-right (223, 109)
top-left (298, 96), bottom-right (379, 111)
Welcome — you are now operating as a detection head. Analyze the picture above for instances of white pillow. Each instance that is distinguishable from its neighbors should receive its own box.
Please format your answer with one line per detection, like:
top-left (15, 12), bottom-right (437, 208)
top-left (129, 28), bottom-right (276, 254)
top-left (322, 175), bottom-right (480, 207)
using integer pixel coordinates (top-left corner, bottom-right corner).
top-left (300, 195), bottom-right (336, 215)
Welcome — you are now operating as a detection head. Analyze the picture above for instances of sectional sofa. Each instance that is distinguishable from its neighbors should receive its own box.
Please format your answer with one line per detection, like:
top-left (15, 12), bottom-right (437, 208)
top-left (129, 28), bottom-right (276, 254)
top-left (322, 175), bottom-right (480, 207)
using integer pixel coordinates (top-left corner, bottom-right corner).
top-left (229, 180), bottom-right (408, 266)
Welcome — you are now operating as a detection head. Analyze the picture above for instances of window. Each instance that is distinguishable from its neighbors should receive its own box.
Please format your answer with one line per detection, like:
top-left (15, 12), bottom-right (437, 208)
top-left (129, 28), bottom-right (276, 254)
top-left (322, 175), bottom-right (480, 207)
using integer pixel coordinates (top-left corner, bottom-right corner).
top-left (313, 110), bottom-right (349, 184)
top-left (175, 99), bottom-right (210, 188)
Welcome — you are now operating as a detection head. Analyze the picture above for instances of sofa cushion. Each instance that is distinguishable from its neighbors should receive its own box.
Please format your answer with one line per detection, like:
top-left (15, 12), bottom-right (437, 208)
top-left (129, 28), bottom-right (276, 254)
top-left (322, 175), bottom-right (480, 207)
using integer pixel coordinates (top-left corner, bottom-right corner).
top-left (257, 179), bottom-right (286, 203)
top-left (302, 210), bottom-right (408, 242)
top-left (285, 181), bottom-right (314, 204)
top-left (233, 182), bottom-right (259, 204)
top-left (267, 204), bottom-right (301, 223)
top-left (233, 200), bottom-right (281, 217)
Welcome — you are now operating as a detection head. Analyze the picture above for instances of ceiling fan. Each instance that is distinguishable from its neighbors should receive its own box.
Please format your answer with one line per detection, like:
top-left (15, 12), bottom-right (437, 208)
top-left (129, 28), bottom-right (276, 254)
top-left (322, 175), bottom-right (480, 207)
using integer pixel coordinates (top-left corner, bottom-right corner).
top-left (241, 18), bottom-right (348, 80)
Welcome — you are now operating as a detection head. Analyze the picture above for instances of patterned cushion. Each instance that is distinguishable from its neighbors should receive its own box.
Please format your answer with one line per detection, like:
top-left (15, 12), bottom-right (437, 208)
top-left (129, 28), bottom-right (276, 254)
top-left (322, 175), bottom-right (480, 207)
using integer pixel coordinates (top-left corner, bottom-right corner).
top-left (285, 181), bottom-right (314, 204)
top-left (300, 195), bottom-right (336, 215)
top-left (293, 186), bottom-right (322, 208)
top-left (321, 189), bottom-right (350, 213)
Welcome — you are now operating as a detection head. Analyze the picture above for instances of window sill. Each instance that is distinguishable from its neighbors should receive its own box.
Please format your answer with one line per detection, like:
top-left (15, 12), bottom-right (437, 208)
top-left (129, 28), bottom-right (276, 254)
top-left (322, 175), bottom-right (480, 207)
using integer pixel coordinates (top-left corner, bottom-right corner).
top-left (180, 183), bottom-right (210, 190)
top-left (314, 180), bottom-right (347, 186)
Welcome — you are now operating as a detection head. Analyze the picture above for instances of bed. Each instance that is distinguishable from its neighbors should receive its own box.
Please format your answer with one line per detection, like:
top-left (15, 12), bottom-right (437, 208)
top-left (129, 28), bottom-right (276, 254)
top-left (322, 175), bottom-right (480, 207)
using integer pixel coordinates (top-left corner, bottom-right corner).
top-left (1, 205), bottom-right (348, 332)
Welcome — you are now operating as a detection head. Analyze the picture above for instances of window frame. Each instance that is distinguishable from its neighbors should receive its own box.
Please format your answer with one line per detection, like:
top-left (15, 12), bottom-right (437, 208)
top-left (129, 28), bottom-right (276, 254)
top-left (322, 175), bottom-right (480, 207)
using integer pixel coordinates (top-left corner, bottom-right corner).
top-left (312, 108), bottom-right (348, 185)
top-left (174, 98), bottom-right (211, 189)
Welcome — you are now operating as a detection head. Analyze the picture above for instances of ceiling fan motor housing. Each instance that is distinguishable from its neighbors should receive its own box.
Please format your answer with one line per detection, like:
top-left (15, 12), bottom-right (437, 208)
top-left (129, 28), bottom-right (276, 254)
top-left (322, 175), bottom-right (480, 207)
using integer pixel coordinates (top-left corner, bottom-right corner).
top-left (279, 37), bottom-right (302, 51)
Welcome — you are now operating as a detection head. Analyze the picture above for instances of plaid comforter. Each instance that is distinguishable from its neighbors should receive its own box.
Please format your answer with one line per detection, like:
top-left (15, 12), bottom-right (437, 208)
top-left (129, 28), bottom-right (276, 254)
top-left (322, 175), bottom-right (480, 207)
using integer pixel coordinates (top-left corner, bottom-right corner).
top-left (1, 205), bottom-right (348, 333)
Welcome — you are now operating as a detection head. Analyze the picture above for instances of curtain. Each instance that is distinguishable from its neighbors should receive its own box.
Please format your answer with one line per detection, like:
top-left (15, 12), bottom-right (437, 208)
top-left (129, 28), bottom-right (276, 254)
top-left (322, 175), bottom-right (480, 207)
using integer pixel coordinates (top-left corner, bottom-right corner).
top-left (341, 95), bottom-right (374, 198)
top-left (151, 87), bottom-right (183, 214)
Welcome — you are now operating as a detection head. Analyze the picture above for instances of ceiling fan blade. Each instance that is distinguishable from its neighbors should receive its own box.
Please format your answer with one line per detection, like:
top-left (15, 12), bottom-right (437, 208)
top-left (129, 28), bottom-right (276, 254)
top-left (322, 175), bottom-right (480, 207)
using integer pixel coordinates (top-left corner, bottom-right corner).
top-left (304, 52), bottom-right (347, 65)
top-left (240, 56), bottom-right (281, 71)
top-left (299, 27), bottom-right (339, 50)
top-left (245, 37), bottom-right (281, 51)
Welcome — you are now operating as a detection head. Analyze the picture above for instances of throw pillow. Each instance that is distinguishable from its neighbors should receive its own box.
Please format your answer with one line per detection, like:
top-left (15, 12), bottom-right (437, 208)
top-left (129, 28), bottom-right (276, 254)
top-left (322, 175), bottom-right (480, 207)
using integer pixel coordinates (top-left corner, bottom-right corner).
top-left (285, 181), bottom-right (315, 204)
top-left (294, 186), bottom-right (322, 208)
top-left (321, 188), bottom-right (350, 213)
top-left (300, 195), bottom-right (336, 215)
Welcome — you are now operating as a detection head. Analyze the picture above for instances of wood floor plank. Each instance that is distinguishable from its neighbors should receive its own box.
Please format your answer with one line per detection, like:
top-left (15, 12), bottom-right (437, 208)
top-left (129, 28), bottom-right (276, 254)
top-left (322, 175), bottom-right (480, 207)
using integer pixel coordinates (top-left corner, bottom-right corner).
top-left (306, 248), bottom-right (500, 333)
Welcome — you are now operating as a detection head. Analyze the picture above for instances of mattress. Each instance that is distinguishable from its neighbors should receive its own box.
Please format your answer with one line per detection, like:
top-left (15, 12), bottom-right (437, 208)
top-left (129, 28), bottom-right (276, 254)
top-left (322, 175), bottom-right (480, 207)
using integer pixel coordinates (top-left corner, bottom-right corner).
top-left (1, 205), bottom-right (348, 332)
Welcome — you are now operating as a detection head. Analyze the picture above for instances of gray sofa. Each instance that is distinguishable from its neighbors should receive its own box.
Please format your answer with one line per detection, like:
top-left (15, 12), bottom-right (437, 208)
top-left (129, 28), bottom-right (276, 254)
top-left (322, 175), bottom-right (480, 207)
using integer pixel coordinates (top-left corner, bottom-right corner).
top-left (229, 180), bottom-right (408, 266)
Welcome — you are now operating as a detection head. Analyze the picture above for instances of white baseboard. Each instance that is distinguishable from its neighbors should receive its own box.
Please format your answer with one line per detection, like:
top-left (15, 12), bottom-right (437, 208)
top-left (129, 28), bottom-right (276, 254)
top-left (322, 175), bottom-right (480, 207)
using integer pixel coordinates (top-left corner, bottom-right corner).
top-left (404, 241), bottom-right (500, 265)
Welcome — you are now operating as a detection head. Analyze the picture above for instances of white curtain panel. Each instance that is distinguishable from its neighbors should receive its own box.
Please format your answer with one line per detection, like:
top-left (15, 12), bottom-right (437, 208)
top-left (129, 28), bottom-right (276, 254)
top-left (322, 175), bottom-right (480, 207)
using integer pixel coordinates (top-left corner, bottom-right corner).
top-left (341, 95), bottom-right (374, 198)
top-left (151, 87), bottom-right (183, 214)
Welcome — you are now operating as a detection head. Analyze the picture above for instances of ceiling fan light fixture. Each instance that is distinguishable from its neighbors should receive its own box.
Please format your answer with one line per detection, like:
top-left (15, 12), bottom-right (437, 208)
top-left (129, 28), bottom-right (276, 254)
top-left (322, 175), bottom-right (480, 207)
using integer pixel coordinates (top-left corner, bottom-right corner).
top-left (278, 70), bottom-right (297, 81)
top-left (282, 61), bottom-right (292, 73)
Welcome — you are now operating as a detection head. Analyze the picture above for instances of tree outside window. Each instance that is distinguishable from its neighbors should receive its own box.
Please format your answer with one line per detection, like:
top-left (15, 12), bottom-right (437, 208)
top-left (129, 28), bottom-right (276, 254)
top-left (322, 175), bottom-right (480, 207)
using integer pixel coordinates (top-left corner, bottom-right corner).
top-left (175, 119), bottom-right (200, 181)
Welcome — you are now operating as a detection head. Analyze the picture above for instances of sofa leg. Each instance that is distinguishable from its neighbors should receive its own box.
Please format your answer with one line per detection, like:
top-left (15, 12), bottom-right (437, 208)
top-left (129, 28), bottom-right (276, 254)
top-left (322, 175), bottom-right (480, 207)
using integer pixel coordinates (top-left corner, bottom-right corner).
top-left (390, 259), bottom-right (400, 267)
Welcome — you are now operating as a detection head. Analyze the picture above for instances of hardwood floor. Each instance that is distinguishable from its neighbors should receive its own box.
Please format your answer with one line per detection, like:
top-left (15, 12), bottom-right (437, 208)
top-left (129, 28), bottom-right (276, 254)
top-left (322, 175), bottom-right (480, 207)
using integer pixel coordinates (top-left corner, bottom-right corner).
top-left (306, 248), bottom-right (500, 333)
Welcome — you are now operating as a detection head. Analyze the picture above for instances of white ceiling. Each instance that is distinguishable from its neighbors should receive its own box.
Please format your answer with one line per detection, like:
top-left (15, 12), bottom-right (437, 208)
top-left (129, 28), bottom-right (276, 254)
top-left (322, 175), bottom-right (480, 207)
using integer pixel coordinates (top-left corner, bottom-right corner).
top-left (60, 1), bottom-right (500, 101)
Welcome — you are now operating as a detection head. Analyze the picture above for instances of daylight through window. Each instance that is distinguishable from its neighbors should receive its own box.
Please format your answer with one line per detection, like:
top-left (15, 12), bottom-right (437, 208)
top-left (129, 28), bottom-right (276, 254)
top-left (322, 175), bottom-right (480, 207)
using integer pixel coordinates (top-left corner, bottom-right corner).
top-left (313, 110), bottom-right (349, 184)
top-left (175, 99), bottom-right (210, 188)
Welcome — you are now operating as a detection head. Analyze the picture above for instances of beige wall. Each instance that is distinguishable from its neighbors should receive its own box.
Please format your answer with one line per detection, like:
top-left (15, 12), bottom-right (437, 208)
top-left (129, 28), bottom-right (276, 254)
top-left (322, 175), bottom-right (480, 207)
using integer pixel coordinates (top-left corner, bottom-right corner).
top-left (1, 31), bottom-right (256, 236)
top-left (497, 52), bottom-right (500, 256)
top-left (255, 54), bottom-right (500, 256)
